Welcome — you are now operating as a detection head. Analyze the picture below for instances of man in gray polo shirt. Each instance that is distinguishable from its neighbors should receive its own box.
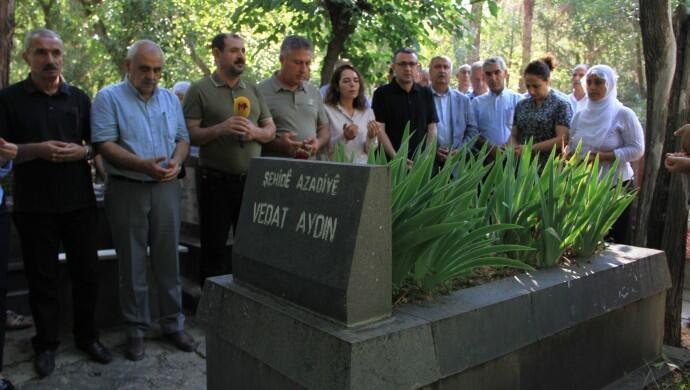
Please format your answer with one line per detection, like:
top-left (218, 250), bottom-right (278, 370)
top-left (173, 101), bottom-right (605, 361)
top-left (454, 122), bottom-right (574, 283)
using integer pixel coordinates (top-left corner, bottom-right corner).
top-left (258, 35), bottom-right (329, 158)
top-left (183, 33), bottom-right (275, 282)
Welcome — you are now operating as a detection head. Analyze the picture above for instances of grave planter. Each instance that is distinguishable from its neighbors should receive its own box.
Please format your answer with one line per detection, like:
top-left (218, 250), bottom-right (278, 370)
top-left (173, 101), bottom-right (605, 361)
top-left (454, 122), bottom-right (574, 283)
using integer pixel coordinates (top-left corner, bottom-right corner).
top-left (198, 158), bottom-right (671, 390)
top-left (199, 245), bottom-right (670, 390)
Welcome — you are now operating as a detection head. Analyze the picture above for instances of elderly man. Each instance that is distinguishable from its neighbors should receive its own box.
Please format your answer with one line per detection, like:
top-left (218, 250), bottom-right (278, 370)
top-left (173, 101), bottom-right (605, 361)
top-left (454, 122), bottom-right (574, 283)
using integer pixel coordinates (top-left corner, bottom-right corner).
top-left (471, 56), bottom-right (523, 147)
top-left (259, 35), bottom-right (329, 158)
top-left (417, 68), bottom-right (431, 87)
top-left (456, 64), bottom-right (472, 94)
top-left (0, 28), bottom-right (112, 377)
top-left (467, 61), bottom-right (488, 100)
top-left (569, 64), bottom-right (588, 114)
top-left (184, 33), bottom-right (275, 283)
top-left (372, 48), bottom-right (438, 159)
top-left (428, 56), bottom-right (478, 165)
top-left (172, 81), bottom-right (190, 104)
top-left (91, 40), bottom-right (194, 361)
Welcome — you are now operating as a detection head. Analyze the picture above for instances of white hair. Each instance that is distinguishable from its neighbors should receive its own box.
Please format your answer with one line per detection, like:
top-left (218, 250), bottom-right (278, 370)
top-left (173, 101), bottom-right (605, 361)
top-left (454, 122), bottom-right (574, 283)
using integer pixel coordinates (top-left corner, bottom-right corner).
top-left (24, 28), bottom-right (63, 53)
top-left (126, 40), bottom-right (164, 62)
top-left (172, 81), bottom-right (190, 95)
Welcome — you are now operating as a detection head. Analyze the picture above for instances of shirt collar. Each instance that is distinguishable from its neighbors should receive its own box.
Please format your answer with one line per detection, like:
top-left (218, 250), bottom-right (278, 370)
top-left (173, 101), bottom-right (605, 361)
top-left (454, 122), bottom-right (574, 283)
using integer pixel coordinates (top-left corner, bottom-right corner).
top-left (490, 88), bottom-right (505, 97)
top-left (210, 72), bottom-right (246, 89)
top-left (23, 74), bottom-right (71, 96)
top-left (269, 73), bottom-right (305, 93)
top-left (390, 79), bottom-right (420, 94)
top-left (431, 85), bottom-right (451, 97)
top-left (125, 75), bottom-right (159, 101)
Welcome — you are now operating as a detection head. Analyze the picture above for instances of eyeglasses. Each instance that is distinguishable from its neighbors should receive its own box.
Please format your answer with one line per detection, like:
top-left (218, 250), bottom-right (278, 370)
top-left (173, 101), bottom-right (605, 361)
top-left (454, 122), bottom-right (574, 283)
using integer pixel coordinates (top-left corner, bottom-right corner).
top-left (395, 61), bottom-right (418, 68)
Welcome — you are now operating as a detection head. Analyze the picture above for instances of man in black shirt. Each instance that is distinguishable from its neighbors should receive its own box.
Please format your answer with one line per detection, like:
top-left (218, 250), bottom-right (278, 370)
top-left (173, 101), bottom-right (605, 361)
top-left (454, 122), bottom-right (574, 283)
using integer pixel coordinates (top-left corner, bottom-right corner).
top-left (0, 29), bottom-right (111, 378)
top-left (372, 48), bottom-right (438, 159)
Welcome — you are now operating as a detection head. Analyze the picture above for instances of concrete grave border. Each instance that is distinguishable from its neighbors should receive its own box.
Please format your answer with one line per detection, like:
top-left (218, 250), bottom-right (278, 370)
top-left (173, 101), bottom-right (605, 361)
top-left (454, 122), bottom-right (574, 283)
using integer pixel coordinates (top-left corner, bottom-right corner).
top-left (198, 244), bottom-right (671, 390)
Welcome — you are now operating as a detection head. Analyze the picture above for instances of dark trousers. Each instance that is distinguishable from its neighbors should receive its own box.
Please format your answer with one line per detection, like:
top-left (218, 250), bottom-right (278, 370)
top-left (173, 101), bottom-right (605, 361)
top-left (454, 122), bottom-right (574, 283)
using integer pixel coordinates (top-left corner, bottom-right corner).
top-left (12, 208), bottom-right (100, 352)
top-left (607, 180), bottom-right (633, 245)
top-left (0, 204), bottom-right (9, 371)
top-left (197, 167), bottom-right (246, 283)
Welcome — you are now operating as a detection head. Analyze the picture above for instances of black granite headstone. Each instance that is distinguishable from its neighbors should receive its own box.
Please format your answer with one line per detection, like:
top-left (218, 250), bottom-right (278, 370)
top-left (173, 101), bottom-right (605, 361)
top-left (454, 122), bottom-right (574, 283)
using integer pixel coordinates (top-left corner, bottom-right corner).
top-left (232, 158), bottom-right (391, 326)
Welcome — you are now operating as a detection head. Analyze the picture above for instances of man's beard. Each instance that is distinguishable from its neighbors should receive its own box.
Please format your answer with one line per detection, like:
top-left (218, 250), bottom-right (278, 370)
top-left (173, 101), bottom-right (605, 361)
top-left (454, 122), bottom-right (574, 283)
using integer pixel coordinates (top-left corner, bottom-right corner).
top-left (225, 63), bottom-right (244, 77)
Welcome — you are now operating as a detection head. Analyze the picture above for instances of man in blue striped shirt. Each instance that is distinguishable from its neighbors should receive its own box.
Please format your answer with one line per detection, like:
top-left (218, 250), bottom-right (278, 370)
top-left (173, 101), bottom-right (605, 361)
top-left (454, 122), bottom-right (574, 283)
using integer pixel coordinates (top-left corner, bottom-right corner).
top-left (92, 40), bottom-right (194, 362)
top-left (471, 56), bottom-right (523, 148)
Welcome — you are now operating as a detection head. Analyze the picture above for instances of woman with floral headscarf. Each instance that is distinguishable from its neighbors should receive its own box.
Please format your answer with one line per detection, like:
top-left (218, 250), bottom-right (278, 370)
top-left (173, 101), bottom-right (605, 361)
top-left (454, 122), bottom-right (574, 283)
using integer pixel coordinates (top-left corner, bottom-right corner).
top-left (569, 64), bottom-right (645, 243)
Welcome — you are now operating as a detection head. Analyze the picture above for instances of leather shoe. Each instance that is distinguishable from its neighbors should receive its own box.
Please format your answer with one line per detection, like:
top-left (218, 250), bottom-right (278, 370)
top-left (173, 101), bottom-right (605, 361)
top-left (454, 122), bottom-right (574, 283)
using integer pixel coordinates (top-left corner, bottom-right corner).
top-left (0, 377), bottom-right (14, 390)
top-left (76, 340), bottom-right (112, 364)
top-left (164, 331), bottom-right (195, 352)
top-left (34, 350), bottom-right (55, 378)
top-left (125, 337), bottom-right (145, 361)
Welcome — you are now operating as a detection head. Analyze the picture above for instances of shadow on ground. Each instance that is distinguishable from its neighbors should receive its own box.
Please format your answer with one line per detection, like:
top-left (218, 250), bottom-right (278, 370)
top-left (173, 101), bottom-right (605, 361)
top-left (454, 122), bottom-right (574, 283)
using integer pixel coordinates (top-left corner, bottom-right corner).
top-left (4, 319), bottom-right (206, 390)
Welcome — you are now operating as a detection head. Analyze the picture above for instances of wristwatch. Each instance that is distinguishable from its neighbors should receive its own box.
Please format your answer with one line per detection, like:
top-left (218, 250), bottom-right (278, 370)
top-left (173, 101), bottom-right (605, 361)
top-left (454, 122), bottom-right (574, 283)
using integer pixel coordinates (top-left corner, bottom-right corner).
top-left (83, 144), bottom-right (93, 160)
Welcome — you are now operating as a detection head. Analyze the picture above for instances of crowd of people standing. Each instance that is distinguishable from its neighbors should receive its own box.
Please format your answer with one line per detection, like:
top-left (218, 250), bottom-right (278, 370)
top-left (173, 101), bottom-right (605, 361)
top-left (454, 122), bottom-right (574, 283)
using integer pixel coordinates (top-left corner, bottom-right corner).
top-left (1, 27), bottom-right (687, 387)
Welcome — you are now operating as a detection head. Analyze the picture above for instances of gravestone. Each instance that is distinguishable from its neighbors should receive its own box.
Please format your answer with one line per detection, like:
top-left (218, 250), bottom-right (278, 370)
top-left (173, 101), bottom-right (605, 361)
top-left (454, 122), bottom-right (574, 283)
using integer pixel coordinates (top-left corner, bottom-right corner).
top-left (232, 157), bottom-right (391, 326)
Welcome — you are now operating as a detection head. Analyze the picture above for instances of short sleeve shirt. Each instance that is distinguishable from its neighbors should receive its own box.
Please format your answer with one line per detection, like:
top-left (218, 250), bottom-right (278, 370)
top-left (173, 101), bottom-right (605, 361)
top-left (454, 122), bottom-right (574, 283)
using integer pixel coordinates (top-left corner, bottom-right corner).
top-left (372, 80), bottom-right (438, 156)
top-left (184, 73), bottom-right (272, 174)
top-left (91, 81), bottom-right (190, 181)
top-left (0, 76), bottom-right (95, 213)
top-left (514, 89), bottom-right (572, 145)
top-left (257, 74), bottom-right (328, 157)
top-left (471, 88), bottom-right (523, 146)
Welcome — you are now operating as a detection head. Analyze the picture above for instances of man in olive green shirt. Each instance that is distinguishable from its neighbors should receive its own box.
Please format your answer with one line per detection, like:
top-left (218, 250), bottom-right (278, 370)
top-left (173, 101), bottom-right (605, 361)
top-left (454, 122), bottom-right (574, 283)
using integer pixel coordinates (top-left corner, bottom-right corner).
top-left (258, 35), bottom-right (329, 158)
top-left (183, 33), bottom-right (276, 282)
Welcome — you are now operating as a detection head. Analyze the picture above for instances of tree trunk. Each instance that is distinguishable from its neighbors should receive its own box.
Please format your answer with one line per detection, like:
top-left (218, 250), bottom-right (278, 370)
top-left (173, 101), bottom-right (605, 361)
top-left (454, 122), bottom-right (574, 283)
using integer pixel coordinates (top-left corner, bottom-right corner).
top-left (658, 3), bottom-right (690, 347)
top-left (635, 0), bottom-right (676, 247)
top-left (519, 0), bottom-right (535, 93)
top-left (185, 36), bottom-right (211, 76)
top-left (469, 1), bottom-right (483, 63)
top-left (319, 0), bottom-right (358, 87)
top-left (78, 0), bottom-right (127, 76)
top-left (636, 30), bottom-right (647, 99)
top-left (637, 0), bottom-right (689, 347)
top-left (38, 0), bottom-right (56, 30)
top-left (0, 0), bottom-right (15, 88)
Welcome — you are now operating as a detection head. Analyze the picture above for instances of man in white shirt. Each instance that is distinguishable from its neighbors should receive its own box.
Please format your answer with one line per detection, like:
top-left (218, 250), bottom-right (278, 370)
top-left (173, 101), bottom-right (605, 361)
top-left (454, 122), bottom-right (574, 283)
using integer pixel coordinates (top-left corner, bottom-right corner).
top-left (467, 61), bottom-right (488, 100)
top-left (568, 64), bottom-right (588, 114)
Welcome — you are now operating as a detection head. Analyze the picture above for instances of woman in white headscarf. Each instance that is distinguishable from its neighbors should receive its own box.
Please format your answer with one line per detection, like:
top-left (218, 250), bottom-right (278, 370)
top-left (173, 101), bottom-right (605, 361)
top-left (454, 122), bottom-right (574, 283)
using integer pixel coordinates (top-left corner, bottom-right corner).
top-left (569, 64), bottom-right (645, 243)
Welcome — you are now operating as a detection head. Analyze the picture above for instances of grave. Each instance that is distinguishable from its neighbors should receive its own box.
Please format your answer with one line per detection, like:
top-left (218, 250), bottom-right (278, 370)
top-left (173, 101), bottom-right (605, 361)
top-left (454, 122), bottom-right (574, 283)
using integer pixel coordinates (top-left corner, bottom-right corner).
top-left (198, 158), bottom-right (671, 390)
top-left (231, 157), bottom-right (391, 326)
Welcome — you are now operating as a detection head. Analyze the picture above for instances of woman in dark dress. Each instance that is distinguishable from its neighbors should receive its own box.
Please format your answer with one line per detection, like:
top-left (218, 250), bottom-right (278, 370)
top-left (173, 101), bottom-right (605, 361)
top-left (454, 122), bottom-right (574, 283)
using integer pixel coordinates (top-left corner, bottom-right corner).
top-left (510, 55), bottom-right (573, 164)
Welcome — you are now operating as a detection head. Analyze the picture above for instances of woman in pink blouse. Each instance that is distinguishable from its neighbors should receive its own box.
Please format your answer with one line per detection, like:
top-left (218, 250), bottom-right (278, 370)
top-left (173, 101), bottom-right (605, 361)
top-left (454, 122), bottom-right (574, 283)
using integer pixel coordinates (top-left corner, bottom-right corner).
top-left (569, 64), bottom-right (645, 243)
top-left (324, 64), bottom-right (381, 163)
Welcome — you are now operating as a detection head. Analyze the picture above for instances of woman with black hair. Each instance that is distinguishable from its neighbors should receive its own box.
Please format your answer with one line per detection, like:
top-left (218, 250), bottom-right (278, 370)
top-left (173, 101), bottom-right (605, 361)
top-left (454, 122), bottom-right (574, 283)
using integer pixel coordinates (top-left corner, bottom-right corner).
top-left (324, 64), bottom-right (381, 163)
top-left (510, 55), bottom-right (573, 164)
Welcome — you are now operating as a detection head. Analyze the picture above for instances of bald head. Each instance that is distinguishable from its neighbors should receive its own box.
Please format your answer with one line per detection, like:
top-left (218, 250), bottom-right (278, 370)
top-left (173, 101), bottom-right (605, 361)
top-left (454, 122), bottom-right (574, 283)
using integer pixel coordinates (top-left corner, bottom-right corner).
top-left (125, 40), bottom-right (164, 100)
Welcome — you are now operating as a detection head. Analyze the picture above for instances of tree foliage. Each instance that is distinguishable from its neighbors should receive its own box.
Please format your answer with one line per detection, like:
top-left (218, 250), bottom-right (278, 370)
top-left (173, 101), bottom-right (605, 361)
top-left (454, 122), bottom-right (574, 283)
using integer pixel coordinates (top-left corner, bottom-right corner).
top-left (6, 0), bottom-right (646, 113)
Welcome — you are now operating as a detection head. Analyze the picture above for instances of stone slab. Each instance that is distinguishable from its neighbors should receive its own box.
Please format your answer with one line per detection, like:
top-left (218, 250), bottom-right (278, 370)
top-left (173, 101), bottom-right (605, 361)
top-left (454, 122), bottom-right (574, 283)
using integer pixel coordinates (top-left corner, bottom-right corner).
top-left (198, 275), bottom-right (439, 390)
top-left (199, 244), bottom-right (670, 389)
top-left (397, 244), bottom-right (670, 377)
top-left (421, 292), bottom-right (665, 390)
top-left (232, 158), bottom-right (391, 326)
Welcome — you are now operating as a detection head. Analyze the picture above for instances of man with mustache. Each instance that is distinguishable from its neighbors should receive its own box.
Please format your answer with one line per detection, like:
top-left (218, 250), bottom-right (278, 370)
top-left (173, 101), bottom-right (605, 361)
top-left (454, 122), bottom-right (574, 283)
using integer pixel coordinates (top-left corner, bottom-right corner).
top-left (471, 56), bottom-right (523, 148)
top-left (428, 56), bottom-right (478, 166)
top-left (0, 28), bottom-right (112, 378)
top-left (259, 35), bottom-right (329, 158)
top-left (91, 40), bottom-right (194, 361)
top-left (183, 33), bottom-right (275, 282)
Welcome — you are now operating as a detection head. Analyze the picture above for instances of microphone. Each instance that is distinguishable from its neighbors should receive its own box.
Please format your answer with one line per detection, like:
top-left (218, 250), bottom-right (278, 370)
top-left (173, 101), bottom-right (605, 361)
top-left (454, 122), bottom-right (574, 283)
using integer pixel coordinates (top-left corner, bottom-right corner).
top-left (233, 96), bottom-right (251, 147)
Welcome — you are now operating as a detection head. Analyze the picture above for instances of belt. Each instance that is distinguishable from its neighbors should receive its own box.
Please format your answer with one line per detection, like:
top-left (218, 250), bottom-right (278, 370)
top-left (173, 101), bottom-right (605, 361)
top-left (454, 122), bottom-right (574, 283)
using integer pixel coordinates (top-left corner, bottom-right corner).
top-left (199, 166), bottom-right (247, 182)
top-left (109, 174), bottom-right (157, 184)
